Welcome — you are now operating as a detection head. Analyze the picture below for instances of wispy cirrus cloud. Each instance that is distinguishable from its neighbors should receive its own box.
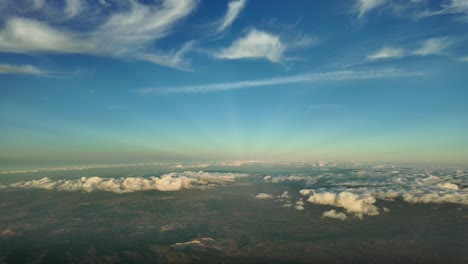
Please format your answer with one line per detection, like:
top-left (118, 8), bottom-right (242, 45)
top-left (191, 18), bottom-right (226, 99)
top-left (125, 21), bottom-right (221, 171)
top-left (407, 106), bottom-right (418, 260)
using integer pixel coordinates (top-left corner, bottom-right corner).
top-left (0, 0), bottom-right (198, 70)
top-left (367, 37), bottom-right (454, 60)
top-left (420, 0), bottom-right (468, 22)
top-left (353, 0), bottom-right (388, 21)
top-left (216, 0), bottom-right (246, 32)
top-left (137, 68), bottom-right (423, 94)
top-left (0, 63), bottom-right (44, 75)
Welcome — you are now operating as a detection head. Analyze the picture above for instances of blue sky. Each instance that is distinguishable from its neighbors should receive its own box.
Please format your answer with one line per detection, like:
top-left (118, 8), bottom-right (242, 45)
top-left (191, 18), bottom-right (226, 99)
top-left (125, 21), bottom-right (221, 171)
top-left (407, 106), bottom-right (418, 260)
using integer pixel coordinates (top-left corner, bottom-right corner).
top-left (0, 0), bottom-right (467, 167)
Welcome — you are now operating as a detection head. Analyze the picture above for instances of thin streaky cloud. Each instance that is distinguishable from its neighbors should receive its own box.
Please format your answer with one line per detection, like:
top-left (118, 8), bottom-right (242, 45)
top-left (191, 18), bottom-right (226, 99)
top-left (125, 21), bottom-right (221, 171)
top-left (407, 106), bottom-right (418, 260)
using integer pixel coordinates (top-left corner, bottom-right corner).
top-left (137, 69), bottom-right (424, 94)
top-left (354, 0), bottom-right (387, 21)
top-left (217, 0), bottom-right (246, 32)
top-left (0, 63), bottom-right (44, 75)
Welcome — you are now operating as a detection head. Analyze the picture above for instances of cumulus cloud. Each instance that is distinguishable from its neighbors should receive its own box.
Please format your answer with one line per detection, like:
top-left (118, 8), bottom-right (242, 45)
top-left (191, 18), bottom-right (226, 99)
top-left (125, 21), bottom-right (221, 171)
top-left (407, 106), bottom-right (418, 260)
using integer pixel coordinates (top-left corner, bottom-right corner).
top-left (255, 193), bottom-right (273, 199)
top-left (215, 28), bottom-right (285, 62)
top-left (438, 182), bottom-right (459, 190)
top-left (217, 0), bottom-right (246, 32)
top-left (6, 171), bottom-right (248, 193)
top-left (322, 210), bottom-right (347, 220)
top-left (354, 0), bottom-right (387, 21)
top-left (0, 63), bottom-right (44, 75)
top-left (0, 0), bottom-right (198, 70)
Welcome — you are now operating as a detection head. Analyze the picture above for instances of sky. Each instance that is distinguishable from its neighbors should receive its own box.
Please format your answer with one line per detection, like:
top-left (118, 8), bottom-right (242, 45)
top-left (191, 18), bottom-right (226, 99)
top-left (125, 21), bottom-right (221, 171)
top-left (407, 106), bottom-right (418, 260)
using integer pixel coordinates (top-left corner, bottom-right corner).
top-left (0, 0), bottom-right (467, 167)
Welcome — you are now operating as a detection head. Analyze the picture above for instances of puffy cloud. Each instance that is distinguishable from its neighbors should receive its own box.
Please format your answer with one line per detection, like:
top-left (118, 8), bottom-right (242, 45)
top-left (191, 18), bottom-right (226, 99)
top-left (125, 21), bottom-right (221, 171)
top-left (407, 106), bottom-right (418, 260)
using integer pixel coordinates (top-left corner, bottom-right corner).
top-left (215, 28), bottom-right (285, 62)
top-left (438, 182), bottom-right (459, 190)
top-left (294, 205), bottom-right (305, 211)
top-left (7, 171), bottom-right (248, 193)
top-left (304, 191), bottom-right (380, 218)
top-left (322, 210), bottom-right (347, 220)
top-left (217, 0), bottom-right (246, 32)
top-left (255, 193), bottom-right (273, 199)
top-left (354, 0), bottom-right (387, 21)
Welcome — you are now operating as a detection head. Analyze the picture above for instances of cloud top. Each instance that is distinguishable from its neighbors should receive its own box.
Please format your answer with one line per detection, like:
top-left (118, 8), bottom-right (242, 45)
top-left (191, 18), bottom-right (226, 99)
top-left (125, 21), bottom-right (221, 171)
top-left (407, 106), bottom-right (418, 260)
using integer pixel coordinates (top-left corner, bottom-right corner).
top-left (6, 171), bottom-right (248, 193)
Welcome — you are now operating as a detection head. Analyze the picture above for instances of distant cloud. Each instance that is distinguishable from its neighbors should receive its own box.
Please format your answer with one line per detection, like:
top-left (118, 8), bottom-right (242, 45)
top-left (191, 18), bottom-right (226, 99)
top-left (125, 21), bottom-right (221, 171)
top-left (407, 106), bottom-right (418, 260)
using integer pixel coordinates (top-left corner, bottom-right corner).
top-left (354, 0), bottom-right (387, 21)
top-left (255, 193), bottom-right (273, 199)
top-left (458, 55), bottom-right (468, 61)
top-left (7, 171), bottom-right (248, 193)
top-left (322, 210), bottom-right (347, 220)
top-left (215, 28), bottom-right (285, 62)
top-left (216, 0), bottom-right (246, 32)
top-left (0, 0), bottom-right (198, 70)
top-left (305, 191), bottom-right (380, 218)
top-left (0, 63), bottom-right (44, 75)
top-left (367, 37), bottom-right (453, 60)
top-left (138, 68), bottom-right (423, 94)
top-left (367, 46), bottom-right (405, 60)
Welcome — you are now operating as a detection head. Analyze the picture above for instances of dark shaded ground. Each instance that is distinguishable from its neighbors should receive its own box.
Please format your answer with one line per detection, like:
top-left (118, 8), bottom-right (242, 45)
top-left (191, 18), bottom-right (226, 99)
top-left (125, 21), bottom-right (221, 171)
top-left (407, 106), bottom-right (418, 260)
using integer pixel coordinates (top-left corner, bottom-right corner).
top-left (0, 177), bottom-right (466, 264)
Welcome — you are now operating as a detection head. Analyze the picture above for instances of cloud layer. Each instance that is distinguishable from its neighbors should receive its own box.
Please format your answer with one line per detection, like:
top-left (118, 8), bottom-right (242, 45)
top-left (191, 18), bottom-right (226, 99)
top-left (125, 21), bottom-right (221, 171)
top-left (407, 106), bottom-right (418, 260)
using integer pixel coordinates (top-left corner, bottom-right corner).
top-left (5, 171), bottom-right (248, 193)
top-left (265, 165), bottom-right (467, 219)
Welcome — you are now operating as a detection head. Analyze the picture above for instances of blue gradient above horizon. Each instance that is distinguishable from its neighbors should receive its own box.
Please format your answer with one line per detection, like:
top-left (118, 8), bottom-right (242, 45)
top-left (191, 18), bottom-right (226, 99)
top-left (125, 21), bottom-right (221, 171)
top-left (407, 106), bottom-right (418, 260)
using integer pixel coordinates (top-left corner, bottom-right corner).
top-left (1, 0), bottom-right (467, 167)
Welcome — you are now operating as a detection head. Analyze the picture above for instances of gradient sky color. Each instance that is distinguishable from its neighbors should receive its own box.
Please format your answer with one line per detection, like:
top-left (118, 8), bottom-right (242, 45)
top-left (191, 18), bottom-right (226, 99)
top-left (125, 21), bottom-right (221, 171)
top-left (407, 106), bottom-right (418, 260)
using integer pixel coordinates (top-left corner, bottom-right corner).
top-left (1, 0), bottom-right (468, 167)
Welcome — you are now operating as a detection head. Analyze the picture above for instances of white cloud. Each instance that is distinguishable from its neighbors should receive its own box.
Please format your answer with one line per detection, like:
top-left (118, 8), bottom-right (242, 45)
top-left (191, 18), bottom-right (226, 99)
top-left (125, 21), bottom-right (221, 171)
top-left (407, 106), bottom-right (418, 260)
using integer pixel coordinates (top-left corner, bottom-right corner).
top-left (304, 191), bottom-right (380, 218)
top-left (367, 37), bottom-right (453, 61)
top-left (437, 182), bottom-right (459, 190)
top-left (458, 56), bottom-right (468, 61)
top-left (294, 205), bottom-right (305, 210)
top-left (217, 0), bottom-right (246, 32)
top-left (255, 193), bottom-right (273, 199)
top-left (0, 63), bottom-right (44, 75)
top-left (367, 46), bottom-right (405, 60)
top-left (322, 210), bottom-right (347, 220)
top-left (0, 17), bottom-right (95, 54)
top-left (424, 0), bottom-right (468, 22)
top-left (7, 171), bottom-right (248, 193)
top-left (354, 0), bottom-right (387, 20)
top-left (412, 37), bottom-right (452, 55)
top-left (138, 68), bottom-right (423, 94)
top-left (0, 0), bottom-right (198, 69)
top-left (135, 41), bottom-right (196, 70)
top-left (94, 0), bottom-right (197, 55)
top-left (65, 0), bottom-right (86, 18)
top-left (215, 28), bottom-right (285, 62)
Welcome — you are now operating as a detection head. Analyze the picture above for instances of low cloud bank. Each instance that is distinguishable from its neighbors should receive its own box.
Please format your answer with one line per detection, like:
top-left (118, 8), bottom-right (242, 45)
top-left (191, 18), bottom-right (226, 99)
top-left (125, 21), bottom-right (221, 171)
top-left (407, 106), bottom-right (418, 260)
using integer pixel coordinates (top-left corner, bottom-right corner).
top-left (6, 171), bottom-right (248, 193)
top-left (267, 166), bottom-right (467, 218)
